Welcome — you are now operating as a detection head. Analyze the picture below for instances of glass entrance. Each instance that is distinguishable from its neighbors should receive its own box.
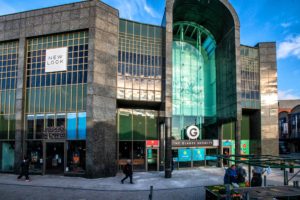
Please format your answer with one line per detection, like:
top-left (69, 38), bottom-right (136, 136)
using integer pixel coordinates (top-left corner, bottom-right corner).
top-left (147, 148), bottom-right (158, 171)
top-left (172, 22), bottom-right (217, 140)
top-left (45, 143), bottom-right (64, 174)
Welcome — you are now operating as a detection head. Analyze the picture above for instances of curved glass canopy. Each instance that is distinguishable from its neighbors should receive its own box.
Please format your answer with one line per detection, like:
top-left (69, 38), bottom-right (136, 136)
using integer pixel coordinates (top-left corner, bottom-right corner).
top-left (172, 22), bottom-right (216, 140)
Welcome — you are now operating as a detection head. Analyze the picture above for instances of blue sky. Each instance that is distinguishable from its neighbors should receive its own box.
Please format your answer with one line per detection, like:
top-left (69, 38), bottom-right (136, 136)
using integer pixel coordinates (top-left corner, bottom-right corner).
top-left (1, 0), bottom-right (300, 100)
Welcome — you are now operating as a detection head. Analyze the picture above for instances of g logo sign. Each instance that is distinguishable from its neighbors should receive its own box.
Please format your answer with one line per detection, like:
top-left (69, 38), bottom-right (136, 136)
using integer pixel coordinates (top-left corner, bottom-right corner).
top-left (186, 125), bottom-right (200, 140)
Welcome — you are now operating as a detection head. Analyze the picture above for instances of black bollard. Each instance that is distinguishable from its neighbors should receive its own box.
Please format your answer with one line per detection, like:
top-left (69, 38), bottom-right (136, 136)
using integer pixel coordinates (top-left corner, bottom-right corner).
top-left (149, 185), bottom-right (153, 200)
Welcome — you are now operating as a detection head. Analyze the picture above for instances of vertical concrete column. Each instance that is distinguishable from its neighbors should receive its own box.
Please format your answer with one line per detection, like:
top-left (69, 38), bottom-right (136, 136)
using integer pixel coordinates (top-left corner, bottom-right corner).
top-left (235, 120), bottom-right (241, 156)
top-left (14, 37), bottom-right (26, 172)
top-left (165, 117), bottom-right (172, 178)
top-left (164, 0), bottom-right (174, 178)
top-left (86, 1), bottom-right (119, 178)
top-left (257, 42), bottom-right (279, 156)
top-left (218, 124), bottom-right (223, 167)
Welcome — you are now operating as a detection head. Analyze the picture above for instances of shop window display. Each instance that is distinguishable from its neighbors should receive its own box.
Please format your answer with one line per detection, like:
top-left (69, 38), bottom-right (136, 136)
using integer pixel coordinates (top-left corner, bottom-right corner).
top-left (0, 142), bottom-right (14, 171)
top-left (27, 141), bottom-right (43, 173)
top-left (66, 141), bottom-right (85, 173)
top-left (133, 141), bottom-right (145, 170)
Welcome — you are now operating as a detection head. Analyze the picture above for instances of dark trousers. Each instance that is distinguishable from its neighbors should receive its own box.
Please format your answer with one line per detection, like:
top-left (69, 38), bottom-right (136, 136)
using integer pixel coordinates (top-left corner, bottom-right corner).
top-left (251, 173), bottom-right (262, 187)
top-left (18, 170), bottom-right (29, 180)
top-left (121, 174), bottom-right (133, 183)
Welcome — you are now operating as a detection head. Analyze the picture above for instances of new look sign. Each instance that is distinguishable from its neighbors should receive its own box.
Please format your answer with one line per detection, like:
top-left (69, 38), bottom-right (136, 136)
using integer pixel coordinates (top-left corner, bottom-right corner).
top-left (45, 47), bottom-right (68, 72)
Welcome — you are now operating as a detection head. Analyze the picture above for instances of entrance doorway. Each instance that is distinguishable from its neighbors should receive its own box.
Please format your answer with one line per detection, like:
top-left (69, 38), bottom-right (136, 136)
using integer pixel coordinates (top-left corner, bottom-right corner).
top-left (223, 147), bottom-right (230, 167)
top-left (45, 143), bottom-right (64, 174)
top-left (147, 148), bottom-right (158, 171)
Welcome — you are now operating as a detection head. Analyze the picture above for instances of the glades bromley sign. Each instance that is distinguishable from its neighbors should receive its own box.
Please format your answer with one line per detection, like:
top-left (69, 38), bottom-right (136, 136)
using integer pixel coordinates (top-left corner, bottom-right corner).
top-left (45, 47), bottom-right (68, 72)
top-left (186, 125), bottom-right (200, 139)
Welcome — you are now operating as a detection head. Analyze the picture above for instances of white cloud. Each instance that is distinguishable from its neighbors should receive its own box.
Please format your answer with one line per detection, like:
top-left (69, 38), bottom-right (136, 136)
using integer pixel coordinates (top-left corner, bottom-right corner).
top-left (280, 22), bottom-right (292, 28)
top-left (277, 35), bottom-right (300, 59)
top-left (278, 89), bottom-right (300, 100)
top-left (141, 0), bottom-right (160, 19)
top-left (0, 1), bottom-right (17, 15)
top-left (102, 0), bottom-right (162, 25)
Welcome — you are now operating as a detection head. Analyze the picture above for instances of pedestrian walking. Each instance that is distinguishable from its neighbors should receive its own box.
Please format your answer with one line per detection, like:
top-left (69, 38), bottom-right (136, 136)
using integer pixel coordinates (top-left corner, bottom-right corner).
top-left (17, 156), bottom-right (30, 181)
top-left (224, 164), bottom-right (238, 184)
top-left (251, 166), bottom-right (265, 187)
top-left (236, 164), bottom-right (247, 184)
top-left (121, 160), bottom-right (133, 184)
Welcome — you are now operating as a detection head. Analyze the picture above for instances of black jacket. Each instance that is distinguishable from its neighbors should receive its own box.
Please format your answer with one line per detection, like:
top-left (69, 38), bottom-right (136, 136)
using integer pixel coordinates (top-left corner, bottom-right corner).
top-left (21, 159), bottom-right (29, 173)
top-left (123, 163), bottom-right (133, 175)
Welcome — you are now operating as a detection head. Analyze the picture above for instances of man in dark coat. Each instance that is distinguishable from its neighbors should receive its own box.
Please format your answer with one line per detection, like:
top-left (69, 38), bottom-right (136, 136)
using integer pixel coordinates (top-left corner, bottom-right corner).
top-left (251, 166), bottom-right (265, 187)
top-left (236, 164), bottom-right (247, 184)
top-left (17, 156), bottom-right (30, 181)
top-left (224, 165), bottom-right (238, 184)
top-left (121, 160), bottom-right (133, 184)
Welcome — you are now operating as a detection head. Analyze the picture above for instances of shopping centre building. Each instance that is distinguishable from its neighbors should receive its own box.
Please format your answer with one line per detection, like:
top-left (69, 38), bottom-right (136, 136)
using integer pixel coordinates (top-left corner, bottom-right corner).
top-left (278, 100), bottom-right (300, 153)
top-left (0, 0), bottom-right (278, 178)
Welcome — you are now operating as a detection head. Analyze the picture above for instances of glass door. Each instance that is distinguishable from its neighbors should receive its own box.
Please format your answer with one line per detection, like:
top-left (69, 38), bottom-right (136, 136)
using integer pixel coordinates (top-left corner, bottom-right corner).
top-left (147, 148), bottom-right (158, 171)
top-left (45, 142), bottom-right (64, 174)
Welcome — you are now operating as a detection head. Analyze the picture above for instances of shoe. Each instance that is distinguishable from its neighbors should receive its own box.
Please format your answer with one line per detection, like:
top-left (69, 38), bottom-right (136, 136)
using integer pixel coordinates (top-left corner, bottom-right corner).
top-left (121, 180), bottom-right (124, 184)
top-left (130, 182), bottom-right (134, 184)
top-left (25, 179), bottom-right (30, 182)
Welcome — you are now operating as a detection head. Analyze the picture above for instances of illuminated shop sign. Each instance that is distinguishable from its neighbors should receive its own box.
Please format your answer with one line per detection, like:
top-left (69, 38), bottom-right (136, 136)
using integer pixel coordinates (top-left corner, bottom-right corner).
top-left (172, 140), bottom-right (214, 147)
top-left (45, 47), bottom-right (68, 72)
top-left (186, 125), bottom-right (200, 139)
top-left (178, 149), bottom-right (191, 161)
top-left (193, 148), bottom-right (205, 161)
top-left (146, 140), bottom-right (159, 147)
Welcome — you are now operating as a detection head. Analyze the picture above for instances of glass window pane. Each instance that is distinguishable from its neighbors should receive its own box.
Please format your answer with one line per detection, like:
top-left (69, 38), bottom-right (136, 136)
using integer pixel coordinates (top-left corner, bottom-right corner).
top-left (61, 86), bottom-right (66, 112)
top-left (27, 141), bottom-right (43, 173)
top-left (29, 90), bottom-right (35, 113)
top-left (146, 111), bottom-right (158, 140)
top-left (77, 85), bottom-right (83, 111)
top-left (78, 112), bottom-right (86, 140)
top-left (26, 115), bottom-right (34, 139)
top-left (72, 85), bottom-right (77, 111)
top-left (35, 114), bottom-right (44, 139)
top-left (67, 141), bottom-right (86, 173)
top-left (66, 85), bottom-right (72, 111)
top-left (67, 113), bottom-right (77, 140)
top-left (9, 115), bottom-right (16, 140)
top-left (56, 86), bottom-right (61, 112)
top-left (148, 91), bottom-right (154, 101)
top-left (46, 114), bottom-right (55, 128)
top-left (132, 110), bottom-right (145, 140)
top-left (35, 88), bottom-right (40, 113)
top-left (45, 87), bottom-right (51, 112)
top-left (133, 141), bottom-right (145, 170)
top-left (40, 88), bottom-right (45, 113)
top-left (1, 142), bottom-right (15, 171)
top-left (50, 87), bottom-right (55, 112)
top-left (56, 113), bottom-right (66, 128)
top-left (119, 141), bottom-right (132, 160)
top-left (82, 84), bottom-right (87, 110)
top-left (118, 109), bottom-right (132, 140)
top-left (0, 115), bottom-right (8, 139)
top-left (125, 89), bottom-right (132, 100)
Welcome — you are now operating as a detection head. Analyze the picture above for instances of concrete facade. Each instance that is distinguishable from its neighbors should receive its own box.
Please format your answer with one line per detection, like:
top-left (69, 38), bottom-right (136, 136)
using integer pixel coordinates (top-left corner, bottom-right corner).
top-left (278, 100), bottom-right (300, 153)
top-left (0, 0), bottom-right (119, 177)
top-left (258, 43), bottom-right (279, 155)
